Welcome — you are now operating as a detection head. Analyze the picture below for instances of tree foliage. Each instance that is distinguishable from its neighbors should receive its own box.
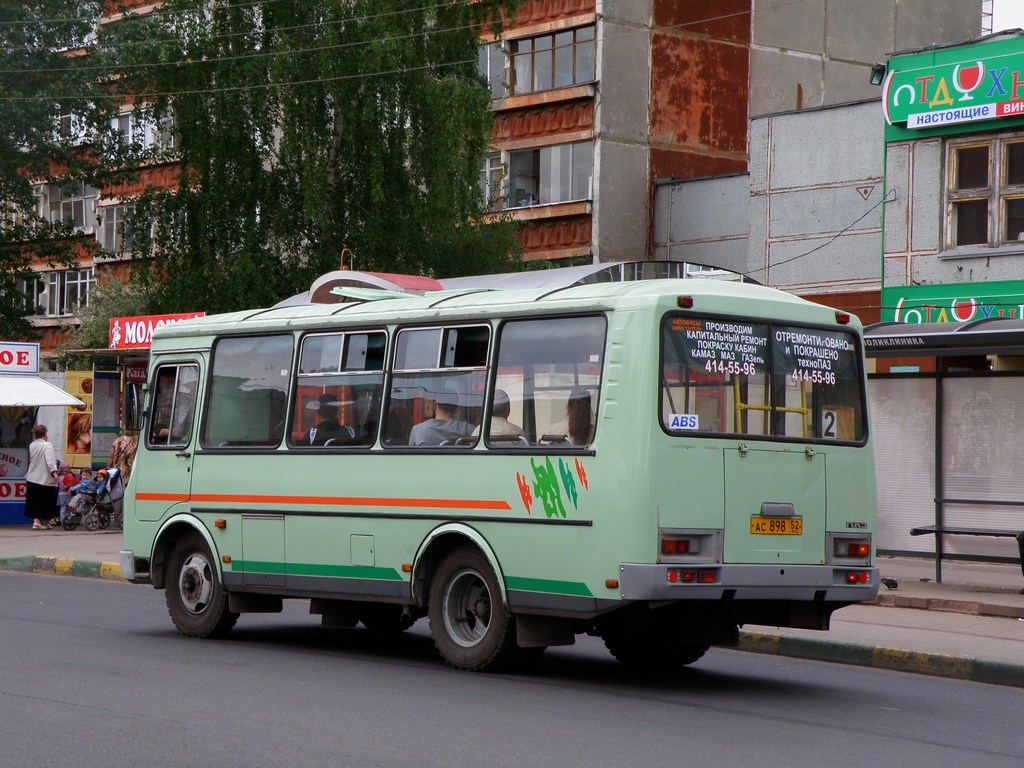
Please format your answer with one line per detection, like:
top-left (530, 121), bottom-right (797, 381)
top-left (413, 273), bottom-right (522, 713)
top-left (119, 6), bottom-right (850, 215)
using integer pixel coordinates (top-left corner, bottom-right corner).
top-left (96, 0), bottom-right (522, 313)
top-left (0, 0), bottom-right (104, 339)
top-left (56, 273), bottom-right (152, 367)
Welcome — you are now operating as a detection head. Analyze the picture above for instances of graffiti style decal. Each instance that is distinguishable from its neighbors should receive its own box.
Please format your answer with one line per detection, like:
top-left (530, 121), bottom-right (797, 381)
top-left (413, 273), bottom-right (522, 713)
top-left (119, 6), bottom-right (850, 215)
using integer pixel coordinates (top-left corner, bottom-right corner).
top-left (516, 471), bottom-right (533, 515)
top-left (575, 458), bottom-right (589, 491)
top-left (531, 457), bottom-right (566, 519)
top-left (516, 457), bottom-right (589, 519)
top-left (559, 458), bottom-right (578, 510)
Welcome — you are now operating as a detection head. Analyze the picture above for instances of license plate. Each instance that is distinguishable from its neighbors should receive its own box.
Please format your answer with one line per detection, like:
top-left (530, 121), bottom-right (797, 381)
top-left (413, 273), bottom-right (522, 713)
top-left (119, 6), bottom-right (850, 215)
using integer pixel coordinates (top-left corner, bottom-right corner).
top-left (750, 516), bottom-right (803, 535)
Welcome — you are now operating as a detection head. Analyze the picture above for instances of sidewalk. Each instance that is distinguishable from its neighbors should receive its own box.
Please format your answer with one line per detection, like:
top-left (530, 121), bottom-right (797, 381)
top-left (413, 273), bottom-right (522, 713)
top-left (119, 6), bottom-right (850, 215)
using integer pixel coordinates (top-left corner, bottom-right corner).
top-left (2, 526), bottom-right (1023, 687)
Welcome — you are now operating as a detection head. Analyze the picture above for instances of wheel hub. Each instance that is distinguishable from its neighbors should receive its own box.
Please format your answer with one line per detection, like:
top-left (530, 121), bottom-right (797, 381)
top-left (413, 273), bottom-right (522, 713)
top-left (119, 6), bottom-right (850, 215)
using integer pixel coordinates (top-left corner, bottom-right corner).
top-left (178, 553), bottom-right (213, 614)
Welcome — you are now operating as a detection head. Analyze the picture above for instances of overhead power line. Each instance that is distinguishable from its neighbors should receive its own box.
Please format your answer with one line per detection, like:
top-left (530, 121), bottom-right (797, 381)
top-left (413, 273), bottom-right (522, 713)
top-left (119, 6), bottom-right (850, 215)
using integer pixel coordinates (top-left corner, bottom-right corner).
top-left (0, 0), bottom-right (812, 101)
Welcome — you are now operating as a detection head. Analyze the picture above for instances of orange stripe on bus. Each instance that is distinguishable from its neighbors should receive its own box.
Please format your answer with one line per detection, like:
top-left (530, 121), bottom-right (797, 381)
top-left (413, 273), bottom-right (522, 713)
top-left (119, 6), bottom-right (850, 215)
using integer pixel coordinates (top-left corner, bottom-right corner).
top-left (135, 492), bottom-right (512, 511)
top-left (136, 493), bottom-right (191, 503)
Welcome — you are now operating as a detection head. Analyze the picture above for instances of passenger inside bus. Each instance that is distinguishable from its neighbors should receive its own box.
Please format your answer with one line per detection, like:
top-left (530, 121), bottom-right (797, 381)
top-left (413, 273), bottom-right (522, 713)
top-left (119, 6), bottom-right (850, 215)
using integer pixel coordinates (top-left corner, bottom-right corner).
top-left (474, 389), bottom-right (525, 441)
top-left (408, 389), bottom-right (475, 446)
top-left (307, 394), bottom-right (356, 446)
top-left (566, 387), bottom-right (592, 445)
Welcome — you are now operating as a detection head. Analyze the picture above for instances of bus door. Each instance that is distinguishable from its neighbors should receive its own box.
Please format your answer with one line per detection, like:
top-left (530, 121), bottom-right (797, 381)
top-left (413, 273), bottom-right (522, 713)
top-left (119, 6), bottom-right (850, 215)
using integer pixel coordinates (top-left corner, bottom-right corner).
top-left (137, 361), bottom-right (200, 522)
top-left (196, 333), bottom-right (293, 589)
top-left (722, 445), bottom-right (826, 565)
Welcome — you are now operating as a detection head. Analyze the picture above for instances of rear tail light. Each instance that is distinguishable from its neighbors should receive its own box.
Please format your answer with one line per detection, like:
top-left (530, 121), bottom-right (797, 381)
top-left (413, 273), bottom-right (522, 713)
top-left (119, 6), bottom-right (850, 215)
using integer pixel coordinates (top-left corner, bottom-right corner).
top-left (698, 569), bottom-right (717, 584)
top-left (832, 536), bottom-right (871, 561)
top-left (845, 571), bottom-right (870, 584)
top-left (666, 568), bottom-right (717, 584)
top-left (835, 540), bottom-right (868, 561)
top-left (661, 538), bottom-right (691, 555)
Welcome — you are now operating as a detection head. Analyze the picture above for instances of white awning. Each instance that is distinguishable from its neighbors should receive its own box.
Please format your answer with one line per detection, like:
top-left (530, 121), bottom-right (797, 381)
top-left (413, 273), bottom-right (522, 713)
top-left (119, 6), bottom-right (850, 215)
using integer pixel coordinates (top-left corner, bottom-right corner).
top-left (0, 375), bottom-right (85, 407)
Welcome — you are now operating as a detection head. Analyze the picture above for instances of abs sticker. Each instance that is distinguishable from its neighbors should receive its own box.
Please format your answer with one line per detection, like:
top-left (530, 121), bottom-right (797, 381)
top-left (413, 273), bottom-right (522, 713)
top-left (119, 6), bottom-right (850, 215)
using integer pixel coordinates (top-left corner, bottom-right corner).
top-left (667, 413), bottom-right (699, 430)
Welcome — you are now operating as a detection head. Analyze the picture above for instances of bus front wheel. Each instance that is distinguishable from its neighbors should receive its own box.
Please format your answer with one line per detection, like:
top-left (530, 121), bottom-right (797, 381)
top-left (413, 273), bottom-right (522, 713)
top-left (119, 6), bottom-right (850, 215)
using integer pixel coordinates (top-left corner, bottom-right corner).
top-left (165, 533), bottom-right (239, 639)
top-left (428, 547), bottom-right (515, 672)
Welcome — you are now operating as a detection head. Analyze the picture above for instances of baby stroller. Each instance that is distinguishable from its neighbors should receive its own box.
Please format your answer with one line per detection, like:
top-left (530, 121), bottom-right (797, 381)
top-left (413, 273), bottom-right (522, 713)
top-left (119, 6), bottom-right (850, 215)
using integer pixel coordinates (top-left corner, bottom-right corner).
top-left (62, 468), bottom-right (123, 531)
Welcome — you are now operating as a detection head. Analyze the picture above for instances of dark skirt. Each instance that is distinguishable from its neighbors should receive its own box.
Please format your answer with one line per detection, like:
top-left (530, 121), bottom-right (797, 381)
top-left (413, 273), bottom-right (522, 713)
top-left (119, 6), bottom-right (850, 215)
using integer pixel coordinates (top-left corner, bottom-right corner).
top-left (24, 481), bottom-right (59, 521)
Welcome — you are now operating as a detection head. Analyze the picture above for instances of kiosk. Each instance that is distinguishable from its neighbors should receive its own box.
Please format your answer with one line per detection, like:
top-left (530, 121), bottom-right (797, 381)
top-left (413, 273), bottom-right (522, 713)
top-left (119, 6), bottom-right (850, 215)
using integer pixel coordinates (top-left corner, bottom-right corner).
top-left (0, 342), bottom-right (84, 525)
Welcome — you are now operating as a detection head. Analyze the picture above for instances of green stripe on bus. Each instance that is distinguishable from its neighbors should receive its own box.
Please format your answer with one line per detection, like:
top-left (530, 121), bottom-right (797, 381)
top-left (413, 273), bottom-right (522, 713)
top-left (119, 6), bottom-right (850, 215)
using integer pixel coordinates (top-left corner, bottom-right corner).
top-left (229, 561), bottom-right (404, 581)
top-left (505, 575), bottom-right (594, 597)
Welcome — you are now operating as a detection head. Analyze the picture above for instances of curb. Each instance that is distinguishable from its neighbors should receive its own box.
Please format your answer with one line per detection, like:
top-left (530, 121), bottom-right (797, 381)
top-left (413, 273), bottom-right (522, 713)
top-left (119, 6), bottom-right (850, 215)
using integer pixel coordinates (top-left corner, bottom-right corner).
top-left (0, 556), bottom-right (121, 580)
top-left (738, 631), bottom-right (1024, 689)
top-left (875, 593), bottom-right (1024, 620)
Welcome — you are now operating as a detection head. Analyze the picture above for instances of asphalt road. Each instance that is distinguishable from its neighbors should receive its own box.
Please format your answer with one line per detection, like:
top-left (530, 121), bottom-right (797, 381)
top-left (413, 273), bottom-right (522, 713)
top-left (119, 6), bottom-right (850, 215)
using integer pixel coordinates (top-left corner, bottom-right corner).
top-left (2, 571), bottom-right (1022, 768)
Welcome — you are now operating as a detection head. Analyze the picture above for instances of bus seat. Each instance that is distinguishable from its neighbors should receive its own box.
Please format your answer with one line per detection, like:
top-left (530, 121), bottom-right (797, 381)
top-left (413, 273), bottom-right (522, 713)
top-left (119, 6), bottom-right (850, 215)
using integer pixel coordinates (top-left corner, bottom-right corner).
top-left (386, 406), bottom-right (413, 446)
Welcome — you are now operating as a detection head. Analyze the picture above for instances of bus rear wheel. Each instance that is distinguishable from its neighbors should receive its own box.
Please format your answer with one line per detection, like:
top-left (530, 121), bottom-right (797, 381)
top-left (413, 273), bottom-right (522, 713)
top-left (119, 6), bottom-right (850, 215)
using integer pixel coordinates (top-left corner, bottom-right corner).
top-left (165, 533), bottom-right (238, 639)
top-left (603, 625), bottom-right (709, 670)
top-left (428, 547), bottom-right (515, 672)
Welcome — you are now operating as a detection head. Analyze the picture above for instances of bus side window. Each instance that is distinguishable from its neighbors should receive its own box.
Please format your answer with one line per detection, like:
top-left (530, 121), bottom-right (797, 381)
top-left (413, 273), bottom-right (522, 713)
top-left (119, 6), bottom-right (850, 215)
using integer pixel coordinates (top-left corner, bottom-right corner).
top-left (147, 364), bottom-right (199, 448)
top-left (491, 315), bottom-right (606, 449)
top-left (202, 335), bottom-right (292, 448)
top-left (386, 325), bottom-right (489, 448)
top-left (289, 331), bottom-right (386, 448)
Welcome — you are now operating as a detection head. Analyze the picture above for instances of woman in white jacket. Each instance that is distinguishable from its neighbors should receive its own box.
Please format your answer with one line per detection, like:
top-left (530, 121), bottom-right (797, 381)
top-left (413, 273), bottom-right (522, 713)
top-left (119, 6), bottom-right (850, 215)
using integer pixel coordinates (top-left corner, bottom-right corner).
top-left (24, 424), bottom-right (59, 530)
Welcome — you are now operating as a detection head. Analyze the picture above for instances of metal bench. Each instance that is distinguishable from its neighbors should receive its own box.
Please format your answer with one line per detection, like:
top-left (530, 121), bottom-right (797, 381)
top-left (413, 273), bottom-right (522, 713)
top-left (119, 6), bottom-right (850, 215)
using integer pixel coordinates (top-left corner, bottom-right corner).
top-left (910, 525), bottom-right (1024, 588)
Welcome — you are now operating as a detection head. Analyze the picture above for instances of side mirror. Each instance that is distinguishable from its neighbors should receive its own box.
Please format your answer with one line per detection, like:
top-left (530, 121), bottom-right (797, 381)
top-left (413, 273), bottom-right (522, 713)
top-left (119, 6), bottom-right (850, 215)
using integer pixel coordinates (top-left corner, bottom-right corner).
top-left (124, 381), bottom-right (144, 432)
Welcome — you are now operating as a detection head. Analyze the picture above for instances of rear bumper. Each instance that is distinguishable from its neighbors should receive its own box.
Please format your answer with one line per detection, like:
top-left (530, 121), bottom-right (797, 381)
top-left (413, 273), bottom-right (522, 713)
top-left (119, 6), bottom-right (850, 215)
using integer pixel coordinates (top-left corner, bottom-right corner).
top-left (619, 562), bottom-right (879, 603)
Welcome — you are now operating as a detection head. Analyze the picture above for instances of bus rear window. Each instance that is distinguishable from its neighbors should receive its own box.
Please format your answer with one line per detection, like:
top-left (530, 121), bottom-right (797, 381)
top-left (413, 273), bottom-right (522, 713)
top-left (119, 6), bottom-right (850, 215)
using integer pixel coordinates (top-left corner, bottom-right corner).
top-left (660, 315), bottom-right (865, 442)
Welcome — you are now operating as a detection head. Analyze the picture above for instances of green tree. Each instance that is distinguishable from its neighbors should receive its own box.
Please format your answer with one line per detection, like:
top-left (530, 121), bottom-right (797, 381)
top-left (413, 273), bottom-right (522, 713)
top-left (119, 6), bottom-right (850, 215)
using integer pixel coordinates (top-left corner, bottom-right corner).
top-left (98, 0), bottom-right (522, 313)
top-left (57, 275), bottom-right (153, 364)
top-left (0, 0), bottom-right (105, 339)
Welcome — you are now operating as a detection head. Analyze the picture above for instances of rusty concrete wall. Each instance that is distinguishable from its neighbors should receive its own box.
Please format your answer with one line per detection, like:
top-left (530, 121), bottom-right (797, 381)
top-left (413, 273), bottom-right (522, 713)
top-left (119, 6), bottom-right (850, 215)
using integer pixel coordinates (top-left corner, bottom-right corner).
top-left (649, 0), bottom-right (751, 180)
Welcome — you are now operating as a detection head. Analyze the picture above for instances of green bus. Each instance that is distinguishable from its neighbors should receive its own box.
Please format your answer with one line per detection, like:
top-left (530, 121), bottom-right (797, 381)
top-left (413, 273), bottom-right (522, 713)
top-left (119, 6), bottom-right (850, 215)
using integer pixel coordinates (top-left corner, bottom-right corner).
top-left (119, 278), bottom-right (877, 671)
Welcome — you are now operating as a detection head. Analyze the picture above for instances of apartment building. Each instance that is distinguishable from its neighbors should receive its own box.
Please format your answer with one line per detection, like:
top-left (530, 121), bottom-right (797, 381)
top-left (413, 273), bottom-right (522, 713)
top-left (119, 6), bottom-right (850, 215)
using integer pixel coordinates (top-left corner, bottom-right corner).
top-left (478, 0), bottom-right (750, 263)
top-left (16, 0), bottom-right (177, 354)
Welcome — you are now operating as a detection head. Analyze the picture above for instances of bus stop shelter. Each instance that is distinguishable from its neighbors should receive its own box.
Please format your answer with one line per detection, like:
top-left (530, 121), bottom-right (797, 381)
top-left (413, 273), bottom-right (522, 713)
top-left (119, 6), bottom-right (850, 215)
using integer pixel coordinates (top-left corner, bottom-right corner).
top-left (864, 318), bottom-right (1024, 582)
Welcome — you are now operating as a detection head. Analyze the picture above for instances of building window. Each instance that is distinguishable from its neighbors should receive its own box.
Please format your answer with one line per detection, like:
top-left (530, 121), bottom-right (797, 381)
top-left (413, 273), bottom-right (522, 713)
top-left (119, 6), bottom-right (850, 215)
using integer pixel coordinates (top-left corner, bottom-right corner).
top-left (1, 200), bottom-right (28, 232)
top-left (99, 204), bottom-right (150, 253)
top-left (477, 42), bottom-right (505, 99)
top-left (17, 268), bottom-right (93, 318)
top-left (507, 141), bottom-right (592, 208)
top-left (479, 153), bottom-right (504, 210)
top-left (109, 108), bottom-right (177, 153)
top-left (57, 111), bottom-right (90, 144)
top-left (510, 26), bottom-right (595, 96)
top-left (41, 181), bottom-right (98, 231)
top-left (947, 135), bottom-right (1024, 246)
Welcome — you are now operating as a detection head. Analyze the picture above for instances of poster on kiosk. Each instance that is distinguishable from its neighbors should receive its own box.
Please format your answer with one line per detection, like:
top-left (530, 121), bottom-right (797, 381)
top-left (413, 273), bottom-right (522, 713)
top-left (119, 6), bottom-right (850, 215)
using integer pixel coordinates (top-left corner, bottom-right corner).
top-left (0, 342), bottom-right (83, 525)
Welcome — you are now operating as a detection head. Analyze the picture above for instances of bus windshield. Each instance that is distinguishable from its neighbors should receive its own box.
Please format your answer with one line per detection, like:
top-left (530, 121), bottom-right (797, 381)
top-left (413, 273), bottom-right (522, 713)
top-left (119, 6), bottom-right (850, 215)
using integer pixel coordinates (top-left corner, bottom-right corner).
top-left (660, 314), bottom-right (866, 442)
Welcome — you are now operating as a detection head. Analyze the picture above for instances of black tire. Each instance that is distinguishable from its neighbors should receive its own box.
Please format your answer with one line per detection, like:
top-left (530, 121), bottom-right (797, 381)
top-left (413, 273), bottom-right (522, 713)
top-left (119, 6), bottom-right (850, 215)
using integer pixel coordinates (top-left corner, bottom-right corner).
top-left (165, 533), bottom-right (238, 638)
top-left (62, 518), bottom-right (77, 531)
top-left (84, 514), bottom-right (99, 532)
top-left (428, 547), bottom-right (516, 671)
top-left (359, 603), bottom-right (416, 633)
top-left (602, 625), bottom-right (709, 670)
